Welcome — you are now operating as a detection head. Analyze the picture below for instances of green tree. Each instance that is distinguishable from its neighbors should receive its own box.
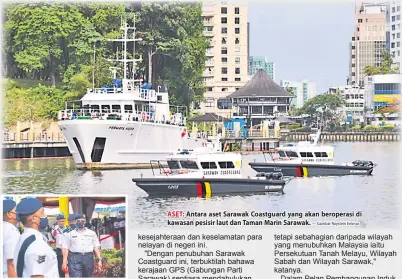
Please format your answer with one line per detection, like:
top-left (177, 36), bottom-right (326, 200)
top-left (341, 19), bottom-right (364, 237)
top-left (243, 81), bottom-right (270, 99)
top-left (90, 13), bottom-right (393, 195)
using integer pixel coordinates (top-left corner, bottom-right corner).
top-left (300, 94), bottom-right (346, 127)
top-left (363, 50), bottom-right (400, 76)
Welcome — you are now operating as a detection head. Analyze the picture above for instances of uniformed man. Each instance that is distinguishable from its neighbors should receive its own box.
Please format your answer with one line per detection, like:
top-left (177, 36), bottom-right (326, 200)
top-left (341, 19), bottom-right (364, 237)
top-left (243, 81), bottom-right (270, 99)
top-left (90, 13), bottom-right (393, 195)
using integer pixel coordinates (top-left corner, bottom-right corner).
top-left (62, 214), bottom-right (102, 278)
top-left (3, 199), bottom-right (20, 278)
top-left (53, 214), bottom-right (67, 277)
top-left (13, 198), bottom-right (59, 278)
top-left (59, 213), bottom-right (76, 275)
top-left (66, 214), bottom-right (77, 231)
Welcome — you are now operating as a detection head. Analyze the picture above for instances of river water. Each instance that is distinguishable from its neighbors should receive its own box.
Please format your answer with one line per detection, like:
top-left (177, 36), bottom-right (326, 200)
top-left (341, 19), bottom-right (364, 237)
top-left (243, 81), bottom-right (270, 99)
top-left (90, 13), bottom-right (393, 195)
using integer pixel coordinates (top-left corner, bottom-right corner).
top-left (2, 142), bottom-right (400, 229)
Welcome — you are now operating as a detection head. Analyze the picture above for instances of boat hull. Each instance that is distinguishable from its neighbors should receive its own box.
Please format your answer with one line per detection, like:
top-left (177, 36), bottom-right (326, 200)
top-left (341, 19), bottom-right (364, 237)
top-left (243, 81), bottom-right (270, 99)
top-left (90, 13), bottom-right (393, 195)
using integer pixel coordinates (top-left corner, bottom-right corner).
top-left (132, 177), bottom-right (288, 197)
top-left (249, 162), bottom-right (374, 177)
top-left (58, 120), bottom-right (204, 170)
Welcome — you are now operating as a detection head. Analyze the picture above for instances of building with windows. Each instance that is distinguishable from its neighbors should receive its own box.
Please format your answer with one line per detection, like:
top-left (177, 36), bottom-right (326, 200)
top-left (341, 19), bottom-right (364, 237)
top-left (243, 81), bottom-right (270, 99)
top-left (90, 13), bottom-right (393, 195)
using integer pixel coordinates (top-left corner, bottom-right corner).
top-left (279, 80), bottom-right (317, 108)
top-left (328, 85), bottom-right (365, 122)
top-left (248, 56), bottom-right (275, 81)
top-left (386, 0), bottom-right (401, 68)
top-left (364, 74), bottom-right (401, 112)
top-left (348, 2), bottom-right (387, 88)
top-left (228, 69), bottom-right (293, 126)
top-left (196, 2), bottom-right (249, 118)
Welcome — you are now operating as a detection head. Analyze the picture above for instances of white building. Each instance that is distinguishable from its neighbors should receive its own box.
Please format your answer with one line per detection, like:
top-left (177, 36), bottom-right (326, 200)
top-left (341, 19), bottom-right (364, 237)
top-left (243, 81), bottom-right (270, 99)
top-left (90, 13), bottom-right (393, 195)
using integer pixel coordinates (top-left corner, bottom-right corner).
top-left (329, 85), bottom-right (365, 122)
top-left (197, 2), bottom-right (249, 118)
top-left (279, 80), bottom-right (317, 108)
top-left (349, 2), bottom-right (387, 88)
top-left (387, 0), bottom-right (401, 67)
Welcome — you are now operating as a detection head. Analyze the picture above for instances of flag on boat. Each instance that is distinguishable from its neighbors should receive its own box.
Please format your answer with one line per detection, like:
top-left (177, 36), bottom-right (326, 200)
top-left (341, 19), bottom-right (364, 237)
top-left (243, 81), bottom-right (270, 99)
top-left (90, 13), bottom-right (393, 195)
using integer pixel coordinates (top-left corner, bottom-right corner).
top-left (181, 128), bottom-right (187, 138)
top-left (223, 141), bottom-right (229, 152)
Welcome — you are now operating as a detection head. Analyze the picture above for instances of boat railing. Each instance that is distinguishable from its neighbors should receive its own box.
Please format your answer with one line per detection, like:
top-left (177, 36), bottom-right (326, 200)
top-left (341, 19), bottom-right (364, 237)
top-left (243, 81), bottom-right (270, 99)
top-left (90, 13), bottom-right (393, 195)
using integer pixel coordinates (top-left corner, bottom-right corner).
top-left (86, 87), bottom-right (158, 101)
top-left (58, 109), bottom-right (186, 126)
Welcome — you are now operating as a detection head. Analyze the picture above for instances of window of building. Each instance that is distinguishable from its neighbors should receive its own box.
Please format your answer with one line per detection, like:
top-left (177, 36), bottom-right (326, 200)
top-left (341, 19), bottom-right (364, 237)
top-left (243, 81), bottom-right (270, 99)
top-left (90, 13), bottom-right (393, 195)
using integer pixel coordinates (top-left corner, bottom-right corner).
top-left (358, 19), bottom-right (362, 23)
top-left (217, 98), bottom-right (232, 109)
top-left (235, 7), bottom-right (240, 14)
top-left (235, 68), bottom-right (240, 74)
top-left (352, 37), bottom-right (355, 41)
top-left (221, 17), bottom-right (227, 24)
top-left (235, 17), bottom-right (240, 24)
top-left (235, 78), bottom-right (241, 81)
top-left (235, 47), bottom-right (240, 52)
top-left (221, 57), bottom-right (227, 64)
top-left (398, 15), bottom-right (401, 20)
top-left (207, 87), bottom-right (213, 92)
top-left (221, 47), bottom-right (227, 54)
top-left (235, 57), bottom-right (240, 64)
top-left (392, 7), bottom-right (395, 13)
top-left (221, 27), bottom-right (227, 34)
top-left (222, 37), bottom-right (226, 44)
top-left (206, 98), bottom-right (215, 107)
top-left (222, 88), bottom-right (228, 91)
top-left (235, 28), bottom-right (240, 34)
top-left (352, 63), bottom-right (355, 67)
top-left (221, 7), bottom-right (227, 14)
top-left (352, 55), bottom-right (355, 58)
top-left (222, 78), bottom-right (228, 81)
top-left (235, 38), bottom-right (239, 44)
top-left (392, 16), bottom-right (395, 22)
top-left (397, 33), bottom-right (400, 38)
top-left (222, 67), bottom-right (228, 74)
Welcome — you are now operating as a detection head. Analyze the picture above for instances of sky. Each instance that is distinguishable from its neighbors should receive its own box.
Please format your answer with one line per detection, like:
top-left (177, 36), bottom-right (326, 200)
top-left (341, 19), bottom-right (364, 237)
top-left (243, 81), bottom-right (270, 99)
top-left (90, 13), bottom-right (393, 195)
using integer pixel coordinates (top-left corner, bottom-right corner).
top-left (248, 0), bottom-right (355, 93)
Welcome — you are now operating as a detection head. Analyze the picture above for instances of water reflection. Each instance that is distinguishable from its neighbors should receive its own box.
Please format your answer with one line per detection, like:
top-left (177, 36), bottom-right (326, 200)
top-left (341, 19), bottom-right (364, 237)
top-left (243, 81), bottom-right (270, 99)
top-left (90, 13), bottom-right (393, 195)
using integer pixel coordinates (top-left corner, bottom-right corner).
top-left (2, 142), bottom-right (400, 228)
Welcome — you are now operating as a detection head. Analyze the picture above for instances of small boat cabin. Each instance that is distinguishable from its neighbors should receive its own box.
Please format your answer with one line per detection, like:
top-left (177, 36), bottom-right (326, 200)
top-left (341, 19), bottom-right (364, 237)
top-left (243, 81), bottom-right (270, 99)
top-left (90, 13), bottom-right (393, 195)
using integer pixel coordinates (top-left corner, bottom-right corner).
top-left (158, 151), bottom-right (243, 177)
top-left (275, 142), bottom-right (335, 164)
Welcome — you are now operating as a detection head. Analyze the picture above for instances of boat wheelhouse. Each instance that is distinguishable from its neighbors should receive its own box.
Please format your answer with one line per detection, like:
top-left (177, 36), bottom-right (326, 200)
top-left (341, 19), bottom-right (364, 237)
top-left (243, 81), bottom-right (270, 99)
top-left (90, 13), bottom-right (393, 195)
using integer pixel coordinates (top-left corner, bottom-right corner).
top-left (57, 21), bottom-right (204, 170)
top-left (133, 137), bottom-right (290, 197)
top-left (274, 142), bottom-right (334, 165)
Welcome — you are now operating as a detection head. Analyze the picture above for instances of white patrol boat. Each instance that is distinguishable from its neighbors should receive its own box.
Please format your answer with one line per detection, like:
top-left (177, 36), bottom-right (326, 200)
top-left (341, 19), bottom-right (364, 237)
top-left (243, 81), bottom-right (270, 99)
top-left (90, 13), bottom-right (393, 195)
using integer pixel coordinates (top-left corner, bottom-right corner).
top-left (249, 129), bottom-right (377, 177)
top-left (132, 136), bottom-right (291, 197)
top-left (57, 21), bottom-right (204, 170)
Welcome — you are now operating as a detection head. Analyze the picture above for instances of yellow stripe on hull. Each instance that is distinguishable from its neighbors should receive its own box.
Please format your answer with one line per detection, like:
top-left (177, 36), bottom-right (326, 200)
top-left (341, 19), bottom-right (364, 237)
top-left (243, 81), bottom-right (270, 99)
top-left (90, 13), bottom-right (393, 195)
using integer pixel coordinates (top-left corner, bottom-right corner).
top-left (302, 167), bottom-right (308, 177)
top-left (204, 182), bottom-right (212, 198)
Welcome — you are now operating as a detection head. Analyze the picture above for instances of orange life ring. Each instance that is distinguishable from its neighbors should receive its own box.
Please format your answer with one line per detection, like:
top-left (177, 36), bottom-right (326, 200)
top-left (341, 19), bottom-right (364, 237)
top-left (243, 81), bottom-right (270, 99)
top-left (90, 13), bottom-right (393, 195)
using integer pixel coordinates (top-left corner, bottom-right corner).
top-left (142, 112), bottom-right (146, 121)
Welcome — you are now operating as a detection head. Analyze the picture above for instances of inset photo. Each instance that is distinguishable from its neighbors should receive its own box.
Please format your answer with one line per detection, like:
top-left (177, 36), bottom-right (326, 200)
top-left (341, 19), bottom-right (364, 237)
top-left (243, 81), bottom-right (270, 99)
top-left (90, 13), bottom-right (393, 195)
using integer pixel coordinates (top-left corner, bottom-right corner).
top-left (2, 195), bottom-right (126, 278)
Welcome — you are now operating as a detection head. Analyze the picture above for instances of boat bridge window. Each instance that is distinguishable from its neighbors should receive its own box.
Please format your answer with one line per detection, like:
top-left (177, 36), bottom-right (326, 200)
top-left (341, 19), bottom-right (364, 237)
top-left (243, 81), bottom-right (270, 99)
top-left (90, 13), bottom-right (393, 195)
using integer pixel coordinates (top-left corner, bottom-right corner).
top-left (101, 105), bottom-right (110, 113)
top-left (201, 162), bottom-right (218, 169)
top-left (91, 105), bottom-right (100, 112)
top-left (278, 151), bottom-right (287, 157)
top-left (124, 105), bottom-right (133, 113)
top-left (112, 105), bottom-right (121, 113)
top-left (300, 152), bottom-right (314, 158)
top-left (218, 161), bottom-right (235, 168)
top-left (314, 152), bottom-right (328, 157)
top-left (167, 160), bottom-right (181, 170)
top-left (285, 151), bottom-right (299, 158)
top-left (180, 160), bottom-right (199, 170)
